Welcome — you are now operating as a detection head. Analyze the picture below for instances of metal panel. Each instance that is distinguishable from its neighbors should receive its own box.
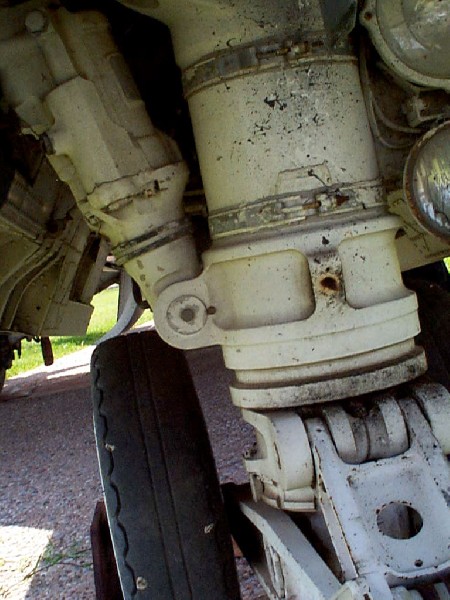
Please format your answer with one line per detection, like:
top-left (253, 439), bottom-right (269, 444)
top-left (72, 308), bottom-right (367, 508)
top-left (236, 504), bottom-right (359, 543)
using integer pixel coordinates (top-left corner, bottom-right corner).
top-left (320, 0), bottom-right (357, 41)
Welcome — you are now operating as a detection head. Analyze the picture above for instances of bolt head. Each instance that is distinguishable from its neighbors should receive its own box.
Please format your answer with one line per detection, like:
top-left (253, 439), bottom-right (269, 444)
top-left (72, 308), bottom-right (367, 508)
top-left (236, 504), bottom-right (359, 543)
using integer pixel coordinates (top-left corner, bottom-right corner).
top-left (25, 10), bottom-right (48, 34)
top-left (166, 296), bottom-right (207, 335)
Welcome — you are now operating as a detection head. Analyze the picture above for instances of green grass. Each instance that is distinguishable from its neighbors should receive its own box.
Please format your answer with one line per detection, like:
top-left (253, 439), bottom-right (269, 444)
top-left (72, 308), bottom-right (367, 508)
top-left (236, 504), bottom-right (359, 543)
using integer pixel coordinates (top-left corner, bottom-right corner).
top-left (445, 257), bottom-right (450, 272)
top-left (7, 287), bottom-right (152, 378)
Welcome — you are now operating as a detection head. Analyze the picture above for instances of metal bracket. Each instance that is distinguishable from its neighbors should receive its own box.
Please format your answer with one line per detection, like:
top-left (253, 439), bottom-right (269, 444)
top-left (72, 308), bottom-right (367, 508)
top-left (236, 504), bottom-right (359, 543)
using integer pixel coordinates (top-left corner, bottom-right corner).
top-left (307, 397), bottom-right (450, 591)
top-left (223, 484), bottom-right (341, 600)
top-left (319, 0), bottom-right (357, 43)
top-left (97, 271), bottom-right (144, 345)
top-left (231, 385), bottom-right (450, 599)
top-left (242, 409), bottom-right (315, 512)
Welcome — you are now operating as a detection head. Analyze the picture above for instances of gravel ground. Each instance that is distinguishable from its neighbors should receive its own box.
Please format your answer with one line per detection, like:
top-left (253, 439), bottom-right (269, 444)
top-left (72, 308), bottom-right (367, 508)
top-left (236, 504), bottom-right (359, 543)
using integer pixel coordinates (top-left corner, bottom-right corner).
top-left (0, 340), bottom-right (267, 599)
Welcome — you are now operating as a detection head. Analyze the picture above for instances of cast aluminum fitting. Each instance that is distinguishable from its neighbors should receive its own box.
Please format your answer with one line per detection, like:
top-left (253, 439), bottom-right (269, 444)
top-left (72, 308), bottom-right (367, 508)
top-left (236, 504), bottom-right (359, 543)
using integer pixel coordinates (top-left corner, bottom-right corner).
top-left (122, 0), bottom-right (427, 406)
top-left (232, 384), bottom-right (450, 598)
top-left (154, 208), bottom-right (426, 407)
top-left (0, 7), bottom-right (200, 308)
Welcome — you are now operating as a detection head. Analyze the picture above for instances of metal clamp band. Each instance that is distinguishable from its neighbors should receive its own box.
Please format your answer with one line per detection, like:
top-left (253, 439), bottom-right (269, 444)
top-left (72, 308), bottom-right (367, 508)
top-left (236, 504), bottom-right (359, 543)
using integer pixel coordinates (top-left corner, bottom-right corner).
top-left (183, 35), bottom-right (352, 97)
top-left (113, 218), bottom-right (192, 265)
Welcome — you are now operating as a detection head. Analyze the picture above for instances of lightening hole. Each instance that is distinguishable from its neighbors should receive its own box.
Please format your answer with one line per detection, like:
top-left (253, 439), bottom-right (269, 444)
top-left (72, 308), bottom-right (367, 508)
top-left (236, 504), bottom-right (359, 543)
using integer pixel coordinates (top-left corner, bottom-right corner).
top-left (377, 503), bottom-right (423, 540)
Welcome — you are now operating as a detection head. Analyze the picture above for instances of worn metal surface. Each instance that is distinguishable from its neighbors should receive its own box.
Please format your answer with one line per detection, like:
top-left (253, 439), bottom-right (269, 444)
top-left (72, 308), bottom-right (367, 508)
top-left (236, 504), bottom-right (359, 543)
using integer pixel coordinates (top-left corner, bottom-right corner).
top-left (307, 393), bottom-right (450, 595)
top-left (227, 387), bottom-right (450, 599)
top-left (322, 397), bottom-right (409, 463)
top-left (410, 382), bottom-right (450, 455)
top-left (96, 272), bottom-right (143, 344)
top-left (242, 409), bottom-right (315, 512)
top-left (154, 211), bottom-right (426, 406)
top-left (319, 0), bottom-right (357, 42)
top-left (226, 487), bottom-right (341, 600)
top-left (182, 35), bottom-right (350, 98)
top-left (133, 0), bottom-right (428, 407)
top-left (1, 0), bottom-right (443, 404)
top-left (120, 0), bottom-right (323, 70)
top-left (0, 6), bottom-right (113, 342)
top-left (0, 2), bottom-right (448, 598)
top-left (0, 161), bottom-right (104, 337)
top-left (0, 5), bottom-right (200, 316)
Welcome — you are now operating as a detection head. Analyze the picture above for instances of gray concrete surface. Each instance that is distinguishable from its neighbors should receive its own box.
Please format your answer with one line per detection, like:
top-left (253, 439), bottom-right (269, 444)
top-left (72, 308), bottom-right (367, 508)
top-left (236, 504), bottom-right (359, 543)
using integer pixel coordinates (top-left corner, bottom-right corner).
top-left (0, 342), bottom-right (266, 599)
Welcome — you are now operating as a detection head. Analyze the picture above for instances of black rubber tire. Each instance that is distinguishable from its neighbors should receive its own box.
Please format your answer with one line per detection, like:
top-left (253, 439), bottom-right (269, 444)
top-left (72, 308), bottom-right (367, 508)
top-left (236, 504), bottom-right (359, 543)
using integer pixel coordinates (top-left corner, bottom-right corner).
top-left (91, 330), bottom-right (241, 600)
top-left (0, 368), bottom-right (5, 395)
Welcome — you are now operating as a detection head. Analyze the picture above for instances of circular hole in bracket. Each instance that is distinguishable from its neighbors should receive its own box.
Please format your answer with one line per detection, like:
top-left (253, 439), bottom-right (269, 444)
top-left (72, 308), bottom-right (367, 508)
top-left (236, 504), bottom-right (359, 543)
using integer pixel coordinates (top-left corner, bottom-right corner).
top-left (377, 502), bottom-right (423, 540)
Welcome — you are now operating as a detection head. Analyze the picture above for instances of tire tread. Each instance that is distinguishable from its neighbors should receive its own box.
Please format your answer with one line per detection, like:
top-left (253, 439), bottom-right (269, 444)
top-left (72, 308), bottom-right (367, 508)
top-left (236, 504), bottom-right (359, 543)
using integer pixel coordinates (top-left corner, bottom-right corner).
top-left (92, 331), bottom-right (240, 600)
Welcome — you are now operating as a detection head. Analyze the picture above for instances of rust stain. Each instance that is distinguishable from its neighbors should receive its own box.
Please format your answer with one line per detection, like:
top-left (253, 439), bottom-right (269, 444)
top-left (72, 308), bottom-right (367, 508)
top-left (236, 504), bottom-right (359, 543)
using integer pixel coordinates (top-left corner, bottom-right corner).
top-left (319, 274), bottom-right (340, 293)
